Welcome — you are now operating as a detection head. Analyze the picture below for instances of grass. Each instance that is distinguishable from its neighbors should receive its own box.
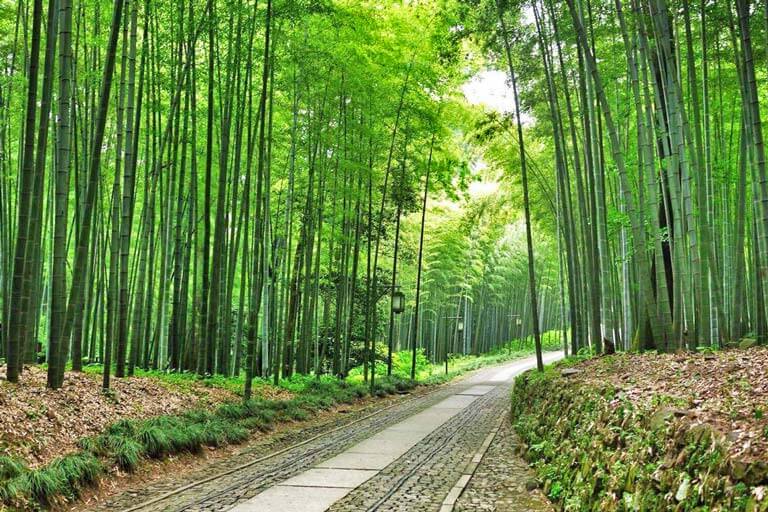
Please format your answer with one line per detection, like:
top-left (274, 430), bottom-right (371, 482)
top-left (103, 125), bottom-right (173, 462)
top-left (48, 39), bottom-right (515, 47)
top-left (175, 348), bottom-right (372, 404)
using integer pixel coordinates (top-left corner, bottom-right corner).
top-left (3, 337), bottom-right (554, 509)
top-left (0, 453), bottom-right (104, 508)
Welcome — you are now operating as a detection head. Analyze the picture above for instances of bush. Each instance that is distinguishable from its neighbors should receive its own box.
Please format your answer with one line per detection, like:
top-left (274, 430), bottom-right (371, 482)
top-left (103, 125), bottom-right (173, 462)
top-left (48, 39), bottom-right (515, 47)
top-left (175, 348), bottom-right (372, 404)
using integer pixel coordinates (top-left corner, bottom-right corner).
top-left (21, 466), bottom-right (66, 503)
top-left (101, 435), bottom-right (144, 472)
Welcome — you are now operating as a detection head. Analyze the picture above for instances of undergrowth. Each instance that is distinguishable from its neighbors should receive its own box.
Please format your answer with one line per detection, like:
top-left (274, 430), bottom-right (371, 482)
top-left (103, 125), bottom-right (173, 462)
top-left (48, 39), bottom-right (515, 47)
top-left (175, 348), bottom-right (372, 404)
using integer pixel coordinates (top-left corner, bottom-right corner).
top-left (0, 374), bottom-right (414, 510)
top-left (510, 358), bottom-right (765, 511)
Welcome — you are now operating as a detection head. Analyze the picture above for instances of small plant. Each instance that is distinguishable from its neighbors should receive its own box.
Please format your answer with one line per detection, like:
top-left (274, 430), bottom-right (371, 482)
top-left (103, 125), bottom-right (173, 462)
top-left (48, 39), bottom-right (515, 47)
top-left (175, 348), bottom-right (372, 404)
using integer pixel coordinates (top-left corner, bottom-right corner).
top-left (50, 453), bottom-right (102, 490)
top-left (135, 425), bottom-right (172, 458)
top-left (0, 456), bottom-right (27, 480)
top-left (100, 435), bottom-right (143, 472)
top-left (107, 419), bottom-right (136, 437)
top-left (22, 466), bottom-right (66, 503)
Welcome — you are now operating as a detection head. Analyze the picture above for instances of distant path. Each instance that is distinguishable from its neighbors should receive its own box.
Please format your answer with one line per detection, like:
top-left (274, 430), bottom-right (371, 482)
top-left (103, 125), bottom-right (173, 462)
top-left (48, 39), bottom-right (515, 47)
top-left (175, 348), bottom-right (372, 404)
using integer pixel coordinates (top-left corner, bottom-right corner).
top-left (104, 353), bottom-right (561, 512)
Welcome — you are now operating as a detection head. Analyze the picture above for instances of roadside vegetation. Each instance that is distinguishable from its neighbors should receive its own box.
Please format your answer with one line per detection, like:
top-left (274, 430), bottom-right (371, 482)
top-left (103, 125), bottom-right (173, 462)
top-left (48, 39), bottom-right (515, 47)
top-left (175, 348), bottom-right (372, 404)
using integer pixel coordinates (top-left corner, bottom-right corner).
top-left (511, 348), bottom-right (768, 511)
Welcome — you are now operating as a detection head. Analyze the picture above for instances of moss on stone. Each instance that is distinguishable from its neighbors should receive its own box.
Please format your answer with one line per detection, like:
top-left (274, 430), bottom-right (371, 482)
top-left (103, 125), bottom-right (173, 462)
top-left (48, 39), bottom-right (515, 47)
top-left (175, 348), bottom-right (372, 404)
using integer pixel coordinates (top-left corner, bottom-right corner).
top-left (510, 363), bottom-right (768, 512)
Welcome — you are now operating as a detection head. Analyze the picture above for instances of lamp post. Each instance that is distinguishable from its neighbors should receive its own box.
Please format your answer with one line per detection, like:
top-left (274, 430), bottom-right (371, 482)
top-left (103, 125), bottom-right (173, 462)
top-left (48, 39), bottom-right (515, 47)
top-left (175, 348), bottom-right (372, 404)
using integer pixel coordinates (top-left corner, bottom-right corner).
top-left (446, 313), bottom-right (464, 375)
top-left (372, 284), bottom-right (405, 387)
top-left (391, 290), bottom-right (405, 314)
top-left (508, 314), bottom-right (523, 354)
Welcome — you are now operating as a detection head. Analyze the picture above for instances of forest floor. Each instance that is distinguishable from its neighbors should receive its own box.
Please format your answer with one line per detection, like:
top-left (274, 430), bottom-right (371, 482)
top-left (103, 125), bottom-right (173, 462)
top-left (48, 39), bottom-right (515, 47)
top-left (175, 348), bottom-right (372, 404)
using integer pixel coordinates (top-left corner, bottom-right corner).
top-left (570, 348), bottom-right (768, 464)
top-left (511, 347), bottom-right (768, 511)
top-left (0, 365), bottom-right (258, 468)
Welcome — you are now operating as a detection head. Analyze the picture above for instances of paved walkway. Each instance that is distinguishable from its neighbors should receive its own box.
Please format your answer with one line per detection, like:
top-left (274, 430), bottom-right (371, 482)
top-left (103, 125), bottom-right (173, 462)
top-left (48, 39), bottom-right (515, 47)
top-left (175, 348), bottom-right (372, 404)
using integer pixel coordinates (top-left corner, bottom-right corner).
top-left (112, 353), bottom-right (560, 512)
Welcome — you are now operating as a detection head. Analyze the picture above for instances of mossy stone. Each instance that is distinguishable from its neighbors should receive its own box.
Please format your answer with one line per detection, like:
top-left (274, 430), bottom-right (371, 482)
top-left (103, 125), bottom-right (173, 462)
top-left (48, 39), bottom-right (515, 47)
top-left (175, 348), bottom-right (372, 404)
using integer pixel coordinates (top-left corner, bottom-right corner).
top-left (739, 337), bottom-right (758, 349)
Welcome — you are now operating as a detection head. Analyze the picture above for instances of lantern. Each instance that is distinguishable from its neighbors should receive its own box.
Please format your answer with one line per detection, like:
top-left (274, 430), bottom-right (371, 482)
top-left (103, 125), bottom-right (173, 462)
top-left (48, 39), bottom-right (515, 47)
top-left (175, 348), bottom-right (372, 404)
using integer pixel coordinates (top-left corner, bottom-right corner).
top-left (457, 319), bottom-right (464, 332)
top-left (391, 290), bottom-right (405, 314)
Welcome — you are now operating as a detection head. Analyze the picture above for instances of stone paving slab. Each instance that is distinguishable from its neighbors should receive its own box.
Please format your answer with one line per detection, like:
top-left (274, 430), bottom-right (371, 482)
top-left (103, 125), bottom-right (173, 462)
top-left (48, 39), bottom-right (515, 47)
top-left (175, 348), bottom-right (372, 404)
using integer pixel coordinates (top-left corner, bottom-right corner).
top-left (431, 394), bottom-right (478, 409)
top-left (316, 451), bottom-right (396, 470)
top-left (347, 437), bottom-right (414, 455)
top-left (457, 385), bottom-right (495, 396)
top-left (366, 428), bottom-right (430, 444)
top-left (280, 468), bottom-right (377, 488)
top-left (386, 414), bottom-right (448, 433)
top-left (228, 485), bottom-right (349, 512)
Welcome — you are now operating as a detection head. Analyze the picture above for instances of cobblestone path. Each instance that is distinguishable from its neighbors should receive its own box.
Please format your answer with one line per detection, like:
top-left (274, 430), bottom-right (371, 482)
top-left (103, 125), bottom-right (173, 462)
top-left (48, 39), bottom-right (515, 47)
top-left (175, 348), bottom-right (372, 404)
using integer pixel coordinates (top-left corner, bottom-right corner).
top-left (106, 353), bottom-right (560, 512)
top-left (453, 416), bottom-right (553, 512)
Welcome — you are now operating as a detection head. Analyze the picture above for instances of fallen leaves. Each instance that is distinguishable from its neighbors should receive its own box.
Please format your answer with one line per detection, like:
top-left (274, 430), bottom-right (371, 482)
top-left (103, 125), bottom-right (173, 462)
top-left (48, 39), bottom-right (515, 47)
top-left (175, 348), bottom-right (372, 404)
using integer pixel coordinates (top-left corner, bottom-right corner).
top-left (564, 348), bottom-right (768, 465)
top-left (0, 366), bottom-right (239, 468)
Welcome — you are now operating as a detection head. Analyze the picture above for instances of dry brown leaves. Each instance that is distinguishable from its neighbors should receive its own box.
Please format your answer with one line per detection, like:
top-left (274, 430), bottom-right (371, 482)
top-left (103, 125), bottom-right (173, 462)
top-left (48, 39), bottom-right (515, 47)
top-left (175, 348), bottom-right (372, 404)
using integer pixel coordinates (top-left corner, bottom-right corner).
top-left (570, 348), bottom-right (768, 464)
top-left (0, 366), bottom-right (239, 468)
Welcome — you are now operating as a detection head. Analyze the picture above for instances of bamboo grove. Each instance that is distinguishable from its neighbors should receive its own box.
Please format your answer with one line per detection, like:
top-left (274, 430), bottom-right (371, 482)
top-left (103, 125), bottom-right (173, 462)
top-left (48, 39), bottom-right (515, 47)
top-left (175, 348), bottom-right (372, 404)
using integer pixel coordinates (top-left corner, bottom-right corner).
top-left (477, 0), bottom-right (768, 354)
top-left (0, 0), bottom-right (569, 391)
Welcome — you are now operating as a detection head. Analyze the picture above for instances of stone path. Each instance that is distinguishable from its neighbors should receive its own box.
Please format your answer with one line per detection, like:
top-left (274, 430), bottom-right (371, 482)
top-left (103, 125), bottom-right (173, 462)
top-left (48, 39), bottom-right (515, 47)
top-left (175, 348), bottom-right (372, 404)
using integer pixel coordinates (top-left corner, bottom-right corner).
top-left (113, 353), bottom-right (561, 512)
top-left (453, 416), bottom-right (553, 512)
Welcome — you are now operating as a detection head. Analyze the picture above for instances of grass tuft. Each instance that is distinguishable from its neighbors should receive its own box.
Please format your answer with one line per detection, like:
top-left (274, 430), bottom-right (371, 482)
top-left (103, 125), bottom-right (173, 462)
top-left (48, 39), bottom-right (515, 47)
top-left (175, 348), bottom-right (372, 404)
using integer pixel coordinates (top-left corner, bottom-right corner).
top-left (22, 466), bottom-right (66, 503)
top-left (101, 435), bottom-right (144, 472)
top-left (50, 453), bottom-right (103, 491)
top-left (0, 456), bottom-right (27, 480)
top-left (0, 476), bottom-right (26, 504)
top-left (135, 425), bottom-right (172, 459)
top-left (106, 419), bottom-right (136, 437)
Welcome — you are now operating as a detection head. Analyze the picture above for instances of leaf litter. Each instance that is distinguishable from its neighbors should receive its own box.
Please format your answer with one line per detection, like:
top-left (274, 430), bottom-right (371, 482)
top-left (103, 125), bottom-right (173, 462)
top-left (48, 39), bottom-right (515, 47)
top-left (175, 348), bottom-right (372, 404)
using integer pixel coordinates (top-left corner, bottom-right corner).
top-left (571, 347), bottom-right (768, 465)
top-left (0, 366), bottom-right (248, 468)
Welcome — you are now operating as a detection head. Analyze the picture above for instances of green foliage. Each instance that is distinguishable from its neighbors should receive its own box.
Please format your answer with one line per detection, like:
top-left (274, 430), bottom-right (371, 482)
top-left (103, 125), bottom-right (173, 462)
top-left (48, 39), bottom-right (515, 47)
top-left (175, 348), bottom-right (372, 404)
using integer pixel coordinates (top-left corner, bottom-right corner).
top-left (135, 425), bottom-right (172, 458)
top-left (0, 456), bottom-right (27, 481)
top-left (50, 453), bottom-right (102, 490)
top-left (21, 467), bottom-right (66, 503)
top-left (510, 360), bottom-right (760, 511)
top-left (0, 454), bottom-right (101, 506)
top-left (103, 435), bottom-right (143, 472)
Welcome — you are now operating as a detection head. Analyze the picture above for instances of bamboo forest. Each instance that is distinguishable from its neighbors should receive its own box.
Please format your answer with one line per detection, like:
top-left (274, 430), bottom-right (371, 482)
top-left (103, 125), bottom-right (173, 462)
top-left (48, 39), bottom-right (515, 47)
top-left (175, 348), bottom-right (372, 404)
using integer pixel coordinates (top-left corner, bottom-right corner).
top-left (1, 0), bottom-right (768, 510)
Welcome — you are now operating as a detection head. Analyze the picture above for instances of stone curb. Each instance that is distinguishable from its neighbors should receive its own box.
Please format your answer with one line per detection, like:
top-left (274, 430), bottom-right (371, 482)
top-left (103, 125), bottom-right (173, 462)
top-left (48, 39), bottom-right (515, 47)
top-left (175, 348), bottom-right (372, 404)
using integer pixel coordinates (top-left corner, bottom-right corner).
top-left (439, 414), bottom-right (505, 512)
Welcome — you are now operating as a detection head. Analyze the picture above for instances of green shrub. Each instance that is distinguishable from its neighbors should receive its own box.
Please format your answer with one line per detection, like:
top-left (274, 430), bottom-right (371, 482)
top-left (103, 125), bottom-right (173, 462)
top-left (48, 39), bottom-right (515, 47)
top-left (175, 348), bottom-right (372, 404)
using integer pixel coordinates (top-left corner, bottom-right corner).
top-left (106, 419), bottom-right (136, 437)
top-left (279, 402), bottom-right (309, 421)
top-left (216, 402), bottom-right (252, 420)
top-left (238, 415), bottom-right (273, 432)
top-left (0, 476), bottom-right (26, 504)
top-left (225, 423), bottom-right (251, 443)
top-left (183, 409), bottom-right (214, 424)
top-left (196, 419), bottom-right (249, 446)
top-left (101, 435), bottom-right (144, 472)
